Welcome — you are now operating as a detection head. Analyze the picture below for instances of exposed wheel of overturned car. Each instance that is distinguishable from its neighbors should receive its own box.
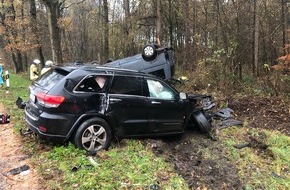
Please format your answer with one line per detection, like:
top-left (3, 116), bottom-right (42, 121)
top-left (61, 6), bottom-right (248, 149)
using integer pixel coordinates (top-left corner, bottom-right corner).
top-left (142, 44), bottom-right (157, 61)
top-left (74, 118), bottom-right (112, 152)
top-left (191, 111), bottom-right (212, 133)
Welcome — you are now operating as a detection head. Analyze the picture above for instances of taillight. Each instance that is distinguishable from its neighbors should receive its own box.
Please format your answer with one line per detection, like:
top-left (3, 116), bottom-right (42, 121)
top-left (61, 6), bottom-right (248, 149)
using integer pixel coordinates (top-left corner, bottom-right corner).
top-left (36, 92), bottom-right (65, 108)
top-left (39, 125), bottom-right (47, 132)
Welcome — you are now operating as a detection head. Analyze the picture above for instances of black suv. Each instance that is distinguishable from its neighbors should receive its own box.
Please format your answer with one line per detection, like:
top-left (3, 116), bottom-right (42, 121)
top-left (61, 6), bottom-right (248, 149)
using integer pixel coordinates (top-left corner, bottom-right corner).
top-left (22, 66), bottom-right (214, 152)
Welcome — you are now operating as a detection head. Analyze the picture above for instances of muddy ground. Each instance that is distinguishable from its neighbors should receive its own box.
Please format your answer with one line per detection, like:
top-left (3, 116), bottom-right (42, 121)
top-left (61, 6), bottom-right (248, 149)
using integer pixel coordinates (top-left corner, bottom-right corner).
top-left (144, 95), bottom-right (290, 189)
top-left (0, 96), bottom-right (289, 189)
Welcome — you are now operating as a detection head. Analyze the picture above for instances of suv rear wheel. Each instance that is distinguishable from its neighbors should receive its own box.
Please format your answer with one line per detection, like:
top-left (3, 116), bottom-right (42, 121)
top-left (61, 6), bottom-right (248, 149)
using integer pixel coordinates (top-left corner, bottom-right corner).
top-left (142, 44), bottom-right (157, 61)
top-left (74, 118), bottom-right (112, 152)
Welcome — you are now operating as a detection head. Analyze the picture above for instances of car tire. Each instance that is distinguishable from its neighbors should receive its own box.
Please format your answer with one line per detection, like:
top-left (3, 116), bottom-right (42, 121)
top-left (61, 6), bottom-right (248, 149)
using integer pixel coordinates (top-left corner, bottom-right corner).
top-left (192, 111), bottom-right (212, 133)
top-left (142, 44), bottom-right (157, 61)
top-left (74, 118), bottom-right (112, 152)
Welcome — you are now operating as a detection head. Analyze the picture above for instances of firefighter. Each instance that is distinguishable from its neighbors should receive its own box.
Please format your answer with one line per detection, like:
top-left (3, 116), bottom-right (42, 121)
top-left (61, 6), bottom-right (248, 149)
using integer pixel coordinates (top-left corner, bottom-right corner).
top-left (30, 59), bottom-right (40, 80)
top-left (41, 60), bottom-right (53, 75)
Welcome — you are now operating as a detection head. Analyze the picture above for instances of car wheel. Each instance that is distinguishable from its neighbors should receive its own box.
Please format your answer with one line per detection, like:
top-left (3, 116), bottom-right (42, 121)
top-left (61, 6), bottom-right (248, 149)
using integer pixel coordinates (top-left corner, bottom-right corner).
top-left (191, 111), bottom-right (212, 133)
top-left (142, 44), bottom-right (157, 61)
top-left (74, 118), bottom-right (112, 152)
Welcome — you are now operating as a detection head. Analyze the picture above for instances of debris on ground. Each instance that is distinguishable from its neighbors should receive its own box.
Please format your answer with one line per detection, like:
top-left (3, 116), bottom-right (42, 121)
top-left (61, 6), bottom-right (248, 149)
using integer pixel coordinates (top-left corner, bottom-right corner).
top-left (6, 165), bottom-right (30, 176)
top-left (0, 113), bottom-right (10, 124)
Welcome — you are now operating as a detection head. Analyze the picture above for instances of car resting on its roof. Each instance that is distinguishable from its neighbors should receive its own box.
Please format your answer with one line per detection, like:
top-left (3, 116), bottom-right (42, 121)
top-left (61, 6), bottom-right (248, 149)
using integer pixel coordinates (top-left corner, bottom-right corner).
top-left (16, 45), bottom-right (240, 152)
top-left (104, 44), bottom-right (175, 81)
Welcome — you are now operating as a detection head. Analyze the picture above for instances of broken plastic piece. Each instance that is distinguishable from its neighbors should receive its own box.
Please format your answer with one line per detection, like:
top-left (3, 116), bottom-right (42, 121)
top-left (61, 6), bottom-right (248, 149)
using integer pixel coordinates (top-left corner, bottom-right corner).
top-left (88, 157), bottom-right (100, 166)
top-left (7, 165), bottom-right (30, 175)
top-left (0, 114), bottom-right (10, 124)
top-left (219, 119), bottom-right (243, 129)
top-left (150, 184), bottom-right (159, 190)
top-left (16, 97), bottom-right (26, 109)
top-left (215, 108), bottom-right (234, 119)
top-left (20, 128), bottom-right (33, 136)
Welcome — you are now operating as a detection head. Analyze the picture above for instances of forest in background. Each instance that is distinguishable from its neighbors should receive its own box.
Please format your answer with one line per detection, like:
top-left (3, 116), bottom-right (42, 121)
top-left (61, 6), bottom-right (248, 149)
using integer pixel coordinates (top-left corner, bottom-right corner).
top-left (0, 0), bottom-right (289, 96)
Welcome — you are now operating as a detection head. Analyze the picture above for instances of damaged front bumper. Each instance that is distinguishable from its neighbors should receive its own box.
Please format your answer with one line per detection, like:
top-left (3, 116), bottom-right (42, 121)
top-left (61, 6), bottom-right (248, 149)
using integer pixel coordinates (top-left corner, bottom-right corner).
top-left (188, 94), bottom-right (242, 136)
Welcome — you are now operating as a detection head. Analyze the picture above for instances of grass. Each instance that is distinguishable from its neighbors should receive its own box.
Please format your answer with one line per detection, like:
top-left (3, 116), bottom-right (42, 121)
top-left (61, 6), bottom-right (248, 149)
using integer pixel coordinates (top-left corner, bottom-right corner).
top-left (1, 72), bottom-right (289, 189)
top-left (220, 127), bottom-right (290, 190)
top-left (36, 141), bottom-right (188, 189)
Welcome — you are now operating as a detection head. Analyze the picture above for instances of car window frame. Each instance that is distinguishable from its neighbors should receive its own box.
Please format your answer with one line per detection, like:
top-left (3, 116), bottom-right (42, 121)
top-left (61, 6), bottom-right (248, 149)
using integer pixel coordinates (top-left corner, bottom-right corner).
top-left (145, 77), bottom-right (179, 100)
top-left (108, 75), bottom-right (145, 97)
top-left (73, 74), bottom-right (111, 93)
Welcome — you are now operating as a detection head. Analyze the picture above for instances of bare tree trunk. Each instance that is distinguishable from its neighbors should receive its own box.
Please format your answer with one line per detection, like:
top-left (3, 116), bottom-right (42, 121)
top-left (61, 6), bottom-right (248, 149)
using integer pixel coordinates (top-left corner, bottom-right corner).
top-left (7, 1), bottom-right (24, 72)
top-left (29, 0), bottom-right (45, 67)
top-left (156, 0), bottom-right (161, 46)
top-left (282, 0), bottom-right (290, 54)
top-left (123, 0), bottom-right (131, 56)
top-left (168, 0), bottom-right (173, 47)
top-left (253, 0), bottom-right (259, 76)
top-left (184, 0), bottom-right (190, 68)
top-left (103, 0), bottom-right (109, 61)
top-left (42, 0), bottom-right (63, 64)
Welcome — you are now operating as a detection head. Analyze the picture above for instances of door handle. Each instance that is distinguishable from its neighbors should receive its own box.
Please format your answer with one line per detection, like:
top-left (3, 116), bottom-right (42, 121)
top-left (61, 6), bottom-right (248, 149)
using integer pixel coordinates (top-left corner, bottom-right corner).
top-left (110, 98), bottom-right (122, 103)
top-left (151, 101), bottom-right (161, 104)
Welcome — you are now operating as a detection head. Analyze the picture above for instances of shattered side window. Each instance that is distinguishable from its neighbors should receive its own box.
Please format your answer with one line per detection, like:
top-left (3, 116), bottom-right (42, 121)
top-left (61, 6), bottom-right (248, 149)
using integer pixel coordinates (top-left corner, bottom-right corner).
top-left (75, 75), bottom-right (109, 93)
top-left (147, 79), bottom-right (175, 100)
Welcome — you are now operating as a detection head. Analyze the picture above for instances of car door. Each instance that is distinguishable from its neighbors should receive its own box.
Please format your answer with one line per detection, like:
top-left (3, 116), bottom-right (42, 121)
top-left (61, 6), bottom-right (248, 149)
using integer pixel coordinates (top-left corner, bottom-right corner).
top-left (145, 78), bottom-right (187, 133)
top-left (106, 75), bottom-right (153, 136)
top-left (73, 74), bottom-right (111, 113)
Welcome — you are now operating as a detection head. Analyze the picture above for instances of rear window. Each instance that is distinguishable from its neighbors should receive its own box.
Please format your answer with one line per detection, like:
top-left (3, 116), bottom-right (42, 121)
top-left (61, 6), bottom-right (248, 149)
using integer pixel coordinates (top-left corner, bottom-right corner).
top-left (35, 69), bottom-right (66, 91)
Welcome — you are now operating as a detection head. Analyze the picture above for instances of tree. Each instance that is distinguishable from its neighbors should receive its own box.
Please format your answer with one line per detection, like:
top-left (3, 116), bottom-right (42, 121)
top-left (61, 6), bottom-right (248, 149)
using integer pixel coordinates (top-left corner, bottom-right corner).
top-left (0, 0), bottom-right (25, 72)
top-left (253, 0), bottom-right (260, 76)
top-left (29, 0), bottom-right (45, 67)
top-left (156, 0), bottom-right (161, 46)
top-left (103, 0), bottom-right (109, 61)
top-left (41, 0), bottom-right (63, 64)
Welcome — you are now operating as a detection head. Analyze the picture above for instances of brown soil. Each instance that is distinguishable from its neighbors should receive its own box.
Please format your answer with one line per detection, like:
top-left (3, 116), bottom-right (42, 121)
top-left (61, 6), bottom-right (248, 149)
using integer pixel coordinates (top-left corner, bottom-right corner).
top-left (0, 105), bottom-right (41, 190)
top-left (0, 95), bottom-right (289, 189)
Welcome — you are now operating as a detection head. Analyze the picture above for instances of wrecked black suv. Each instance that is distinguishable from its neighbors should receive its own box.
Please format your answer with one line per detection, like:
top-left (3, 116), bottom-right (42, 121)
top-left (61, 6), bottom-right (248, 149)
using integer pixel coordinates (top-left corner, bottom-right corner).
top-left (20, 65), bottom-right (217, 152)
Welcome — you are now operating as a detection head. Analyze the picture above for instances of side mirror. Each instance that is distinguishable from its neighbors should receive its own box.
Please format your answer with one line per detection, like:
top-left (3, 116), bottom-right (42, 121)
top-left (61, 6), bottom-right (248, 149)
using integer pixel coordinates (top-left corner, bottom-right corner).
top-left (179, 92), bottom-right (187, 100)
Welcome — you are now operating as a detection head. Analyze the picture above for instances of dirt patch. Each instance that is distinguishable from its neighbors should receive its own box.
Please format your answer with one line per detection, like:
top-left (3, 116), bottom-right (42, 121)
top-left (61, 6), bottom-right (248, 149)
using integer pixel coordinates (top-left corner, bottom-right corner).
top-left (144, 131), bottom-right (243, 189)
top-left (228, 96), bottom-right (290, 135)
top-left (0, 104), bottom-right (42, 190)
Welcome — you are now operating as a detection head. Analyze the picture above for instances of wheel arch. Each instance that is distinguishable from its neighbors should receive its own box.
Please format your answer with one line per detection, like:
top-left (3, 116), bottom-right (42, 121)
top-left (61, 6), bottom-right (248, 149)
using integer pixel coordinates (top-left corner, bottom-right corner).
top-left (65, 113), bottom-right (115, 141)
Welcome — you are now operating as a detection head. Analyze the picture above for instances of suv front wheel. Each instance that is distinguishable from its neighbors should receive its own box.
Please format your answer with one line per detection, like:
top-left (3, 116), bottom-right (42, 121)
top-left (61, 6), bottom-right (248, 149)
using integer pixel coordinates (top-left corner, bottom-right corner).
top-left (74, 118), bottom-right (112, 152)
